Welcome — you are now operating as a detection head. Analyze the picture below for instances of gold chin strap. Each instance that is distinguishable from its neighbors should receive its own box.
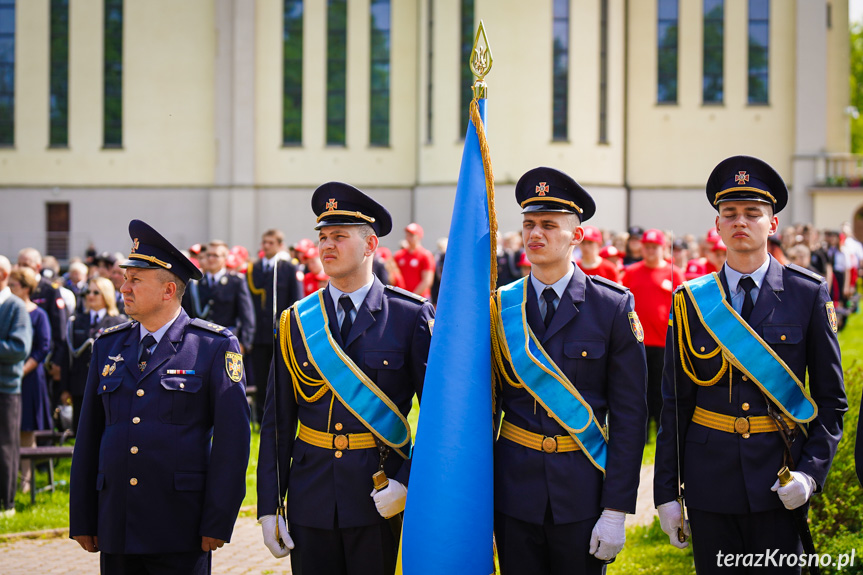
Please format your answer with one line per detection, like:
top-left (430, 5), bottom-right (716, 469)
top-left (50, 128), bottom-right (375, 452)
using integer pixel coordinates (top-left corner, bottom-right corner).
top-left (316, 210), bottom-right (376, 224)
top-left (519, 196), bottom-right (583, 214)
top-left (712, 187), bottom-right (776, 205)
top-left (127, 253), bottom-right (172, 269)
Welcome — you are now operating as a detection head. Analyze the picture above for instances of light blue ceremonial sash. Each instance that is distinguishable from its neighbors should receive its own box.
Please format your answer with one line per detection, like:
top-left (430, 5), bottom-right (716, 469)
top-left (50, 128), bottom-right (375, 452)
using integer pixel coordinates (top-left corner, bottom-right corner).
top-left (293, 290), bottom-right (412, 458)
top-left (496, 278), bottom-right (607, 473)
top-left (684, 273), bottom-right (817, 423)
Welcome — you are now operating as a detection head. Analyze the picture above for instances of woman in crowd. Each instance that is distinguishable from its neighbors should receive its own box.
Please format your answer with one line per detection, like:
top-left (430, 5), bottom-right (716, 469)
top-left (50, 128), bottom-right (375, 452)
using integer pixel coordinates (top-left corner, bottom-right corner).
top-left (7, 266), bottom-right (52, 493)
top-left (63, 276), bottom-right (126, 432)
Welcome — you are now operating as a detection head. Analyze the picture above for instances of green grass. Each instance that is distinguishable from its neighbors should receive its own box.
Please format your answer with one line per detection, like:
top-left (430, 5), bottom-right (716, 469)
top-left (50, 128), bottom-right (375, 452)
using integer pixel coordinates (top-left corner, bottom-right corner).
top-left (610, 518), bottom-right (695, 574)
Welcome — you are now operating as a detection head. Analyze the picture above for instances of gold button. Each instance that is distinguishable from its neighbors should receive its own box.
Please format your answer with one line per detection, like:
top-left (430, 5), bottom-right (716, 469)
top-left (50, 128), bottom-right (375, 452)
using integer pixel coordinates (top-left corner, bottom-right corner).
top-left (383, 360), bottom-right (389, 366)
top-left (742, 433), bottom-right (750, 439)
top-left (130, 446), bottom-right (139, 454)
top-left (547, 411), bottom-right (553, 418)
top-left (581, 351), bottom-right (587, 357)
top-left (303, 361), bottom-right (308, 367)
top-left (130, 478), bottom-right (138, 486)
top-left (136, 389), bottom-right (144, 397)
top-left (132, 417), bottom-right (141, 424)
top-left (781, 335), bottom-right (786, 341)
top-left (102, 385), bottom-right (106, 391)
top-left (742, 403), bottom-right (750, 411)
top-left (335, 451), bottom-right (343, 459)
top-left (335, 423), bottom-right (343, 431)
top-left (179, 383), bottom-right (185, 389)
top-left (742, 375), bottom-right (748, 381)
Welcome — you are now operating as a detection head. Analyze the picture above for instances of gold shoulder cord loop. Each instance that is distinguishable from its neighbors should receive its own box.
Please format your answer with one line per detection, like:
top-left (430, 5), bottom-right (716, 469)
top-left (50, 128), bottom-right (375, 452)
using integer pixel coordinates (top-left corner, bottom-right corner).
top-left (490, 293), bottom-right (523, 390)
top-left (280, 307), bottom-right (330, 403)
top-left (674, 291), bottom-right (728, 387)
top-left (247, 265), bottom-right (267, 309)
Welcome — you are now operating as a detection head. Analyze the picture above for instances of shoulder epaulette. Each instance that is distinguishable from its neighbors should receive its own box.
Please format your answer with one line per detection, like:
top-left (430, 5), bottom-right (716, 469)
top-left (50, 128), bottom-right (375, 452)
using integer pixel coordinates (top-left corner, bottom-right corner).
top-left (591, 275), bottom-right (629, 294)
top-left (786, 263), bottom-right (825, 283)
top-left (97, 321), bottom-right (134, 338)
top-left (189, 318), bottom-right (232, 336)
top-left (385, 285), bottom-right (428, 303)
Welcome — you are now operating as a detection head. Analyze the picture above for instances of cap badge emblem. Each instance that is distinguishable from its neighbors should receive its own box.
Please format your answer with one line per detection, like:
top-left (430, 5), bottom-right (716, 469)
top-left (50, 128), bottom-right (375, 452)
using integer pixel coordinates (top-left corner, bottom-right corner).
top-left (326, 199), bottom-right (338, 212)
top-left (535, 182), bottom-right (549, 196)
top-left (131, 238), bottom-right (139, 253)
top-left (735, 171), bottom-right (749, 185)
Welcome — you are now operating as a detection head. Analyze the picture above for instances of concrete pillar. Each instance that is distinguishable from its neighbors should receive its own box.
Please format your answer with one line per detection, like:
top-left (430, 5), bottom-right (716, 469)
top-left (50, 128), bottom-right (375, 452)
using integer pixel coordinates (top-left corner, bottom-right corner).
top-left (792, 0), bottom-right (827, 225)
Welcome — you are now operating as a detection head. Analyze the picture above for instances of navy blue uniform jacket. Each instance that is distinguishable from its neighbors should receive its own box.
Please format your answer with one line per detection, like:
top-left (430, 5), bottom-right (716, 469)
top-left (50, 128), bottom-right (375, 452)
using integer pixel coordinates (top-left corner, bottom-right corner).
top-left (247, 260), bottom-right (302, 346)
top-left (183, 273), bottom-right (256, 351)
top-left (654, 257), bottom-right (846, 514)
top-left (69, 310), bottom-right (251, 554)
top-left (257, 278), bottom-right (434, 529)
top-left (494, 267), bottom-right (648, 525)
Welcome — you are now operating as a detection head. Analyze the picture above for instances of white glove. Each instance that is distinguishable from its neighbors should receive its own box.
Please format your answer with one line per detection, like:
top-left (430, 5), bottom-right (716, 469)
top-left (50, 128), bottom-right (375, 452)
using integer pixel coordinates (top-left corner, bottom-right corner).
top-left (770, 471), bottom-right (816, 510)
top-left (370, 478), bottom-right (407, 519)
top-left (657, 501), bottom-right (691, 549)
top-left (588, 509), bottom-right (626, 561)
top-left (259, 514), bottom-right (294, 558)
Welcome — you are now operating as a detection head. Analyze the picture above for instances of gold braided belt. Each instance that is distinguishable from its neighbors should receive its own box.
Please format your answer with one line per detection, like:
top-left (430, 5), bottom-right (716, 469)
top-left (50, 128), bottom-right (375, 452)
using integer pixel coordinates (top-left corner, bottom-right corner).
top-left (499, 420), bottom-right (581, 454)
top-left (297, 422), bottom-right (377, 451)
top-left (692, 406), bottom-right (783, 437)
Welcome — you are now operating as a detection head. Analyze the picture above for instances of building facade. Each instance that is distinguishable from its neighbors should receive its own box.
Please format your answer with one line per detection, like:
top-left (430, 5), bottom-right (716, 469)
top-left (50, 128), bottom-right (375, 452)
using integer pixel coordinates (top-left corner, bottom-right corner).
top-left (0, 0), bottom-right (856, 261)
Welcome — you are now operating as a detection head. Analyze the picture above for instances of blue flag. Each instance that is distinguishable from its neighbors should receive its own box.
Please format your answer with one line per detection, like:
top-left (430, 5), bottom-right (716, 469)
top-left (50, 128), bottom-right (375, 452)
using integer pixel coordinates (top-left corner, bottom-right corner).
top-left (400, 98), bottom-right (495, 574)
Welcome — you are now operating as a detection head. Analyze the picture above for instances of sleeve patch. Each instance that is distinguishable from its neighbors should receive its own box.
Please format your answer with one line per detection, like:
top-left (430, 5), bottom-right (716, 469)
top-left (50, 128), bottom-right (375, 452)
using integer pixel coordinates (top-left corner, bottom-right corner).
top-left (629, 312), bottom-right (645, 343)
top-left (826, 302), bottom-right (838, 333)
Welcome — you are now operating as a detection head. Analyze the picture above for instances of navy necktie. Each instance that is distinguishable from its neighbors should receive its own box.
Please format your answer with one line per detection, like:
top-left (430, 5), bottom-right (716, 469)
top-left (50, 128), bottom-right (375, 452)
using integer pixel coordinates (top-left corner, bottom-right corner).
top-left (339, 296), bottom-right (354, 342)
top-left (542, 287), bottom-right (558, 328)
top-left (739, 276), bottom-right (756, 323)
top-left (139, 334), bottom-right (156, 371)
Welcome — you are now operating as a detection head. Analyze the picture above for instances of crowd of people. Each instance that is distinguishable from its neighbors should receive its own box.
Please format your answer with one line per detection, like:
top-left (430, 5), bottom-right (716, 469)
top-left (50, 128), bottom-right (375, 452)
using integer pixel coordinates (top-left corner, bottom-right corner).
top-left (0, 159), bottom-right (858, 574)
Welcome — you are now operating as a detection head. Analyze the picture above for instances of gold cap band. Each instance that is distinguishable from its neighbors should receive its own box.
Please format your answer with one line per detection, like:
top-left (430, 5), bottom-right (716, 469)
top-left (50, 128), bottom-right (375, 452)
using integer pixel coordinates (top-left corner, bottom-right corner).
top-left (713, 187), bottom-right (777, 205)
top-left (520, 196), bottom-right (583, 214)
top-left (127, 253), bottom-right (173, 270)
top-left (315, 210), bottom-right (377, 224)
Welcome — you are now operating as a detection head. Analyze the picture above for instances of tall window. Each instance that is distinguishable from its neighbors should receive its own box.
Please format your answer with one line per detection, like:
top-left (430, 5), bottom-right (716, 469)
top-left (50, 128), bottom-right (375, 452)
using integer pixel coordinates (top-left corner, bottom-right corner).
top-left (50, 0), bottom-right (69, 147)
top-left (282, 0), bottom-right (303, 145)
top-left (703, 0), bottom-right (724, 103)
top-left (552, 0), bottom-right (569, 141)
top-left (103, 0), bottom-right (123, 147)
top-left (369, 0), bottom-right (390, 146)
top-left (426, 0), bottom-right (433, 143)
top-left (748, 0), bottom-right (769, 104)
top-left (598, 0), bottom-right (608, 144)
top-left (0, 0), bottom-right (14, 146)
top-left (657, 0), bottom-right (678, 104)
top-left (459, 0), bottom-right (473, 137)
top-left (326, 0), bottom-right (347, 146)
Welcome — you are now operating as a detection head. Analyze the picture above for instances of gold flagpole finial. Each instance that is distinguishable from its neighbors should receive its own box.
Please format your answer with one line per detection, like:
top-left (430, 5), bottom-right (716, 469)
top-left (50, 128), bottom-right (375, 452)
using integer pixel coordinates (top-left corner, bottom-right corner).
top-left (471, 20), bottom-right (493, 99)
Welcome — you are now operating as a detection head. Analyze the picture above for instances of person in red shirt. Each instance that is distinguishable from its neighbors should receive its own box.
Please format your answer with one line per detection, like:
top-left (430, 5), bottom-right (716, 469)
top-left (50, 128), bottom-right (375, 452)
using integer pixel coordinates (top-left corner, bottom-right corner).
top-left (393, 223), bottom-right (435, 297)
top-left (705, 238), bottom-right (727, 273)
top-left (301, 247), bottom-right (329, 296)
top-left (600, 244), bottom-right (623, 272)
top-left (621, 229), bottom-right (683, 434)
top-left (577, 225), bottom-right (620, 283)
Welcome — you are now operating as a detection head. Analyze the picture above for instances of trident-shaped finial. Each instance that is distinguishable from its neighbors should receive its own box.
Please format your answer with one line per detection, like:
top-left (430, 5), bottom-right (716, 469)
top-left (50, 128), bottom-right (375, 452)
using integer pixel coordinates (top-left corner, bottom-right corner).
top-left (470, 20), bottom-right (493, 99)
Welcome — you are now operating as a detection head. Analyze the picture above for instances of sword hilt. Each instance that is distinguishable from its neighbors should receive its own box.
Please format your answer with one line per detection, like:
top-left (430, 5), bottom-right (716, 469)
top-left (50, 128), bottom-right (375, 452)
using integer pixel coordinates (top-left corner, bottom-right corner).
top-left (676, 496), bottom-right (688, 543)
top-left (372, 470), bottom-right (389, 491)
top-left (778, 466), bottom-right (793, 487)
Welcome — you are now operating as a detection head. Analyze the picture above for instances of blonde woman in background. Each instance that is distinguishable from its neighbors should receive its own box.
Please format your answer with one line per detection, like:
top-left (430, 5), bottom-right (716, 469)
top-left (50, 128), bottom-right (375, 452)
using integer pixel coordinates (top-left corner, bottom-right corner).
top-left (63, 276), bottom-right (126, 432)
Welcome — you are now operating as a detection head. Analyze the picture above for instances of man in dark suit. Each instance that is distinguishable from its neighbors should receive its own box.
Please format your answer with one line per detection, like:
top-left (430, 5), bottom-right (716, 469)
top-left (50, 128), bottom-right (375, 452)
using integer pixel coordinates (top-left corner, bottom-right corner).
top-left (184, 240), bottom-right (256, 354)
top-left (491, 167), bottom-right (648, 574)
top-left (257, 183), bottom-right (434, 575)
top-left (18, 247), bottom-right (69, 404)
top-left (654, 156), bottom-right (847, 574)
top-left (70, 220), bottom-right (251, 575)
top-left (245, 229), bottom-right (302, 424)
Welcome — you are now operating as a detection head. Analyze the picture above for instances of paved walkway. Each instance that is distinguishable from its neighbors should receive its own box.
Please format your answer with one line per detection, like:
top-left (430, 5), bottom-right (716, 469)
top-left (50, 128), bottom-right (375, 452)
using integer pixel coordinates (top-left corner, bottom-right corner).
top-left (0, 466), bottom-right (657, 574)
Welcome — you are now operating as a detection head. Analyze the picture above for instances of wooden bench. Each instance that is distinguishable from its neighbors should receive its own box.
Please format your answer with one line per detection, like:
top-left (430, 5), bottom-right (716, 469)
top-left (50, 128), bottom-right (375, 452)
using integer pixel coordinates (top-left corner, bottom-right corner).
top-left (19, 445), bottom-right (74, 504)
